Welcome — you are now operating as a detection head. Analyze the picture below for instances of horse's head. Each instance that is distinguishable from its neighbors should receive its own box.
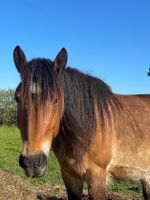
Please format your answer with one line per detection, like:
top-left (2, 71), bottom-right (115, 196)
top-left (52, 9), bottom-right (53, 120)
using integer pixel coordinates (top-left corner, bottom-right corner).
top-left (13, 46), bottom-right (67, 178)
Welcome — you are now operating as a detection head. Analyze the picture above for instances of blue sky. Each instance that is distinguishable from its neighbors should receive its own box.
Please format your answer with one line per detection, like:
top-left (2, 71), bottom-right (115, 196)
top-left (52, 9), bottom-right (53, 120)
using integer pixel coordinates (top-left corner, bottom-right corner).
top-left (0, 0), bottom-right (150, 94)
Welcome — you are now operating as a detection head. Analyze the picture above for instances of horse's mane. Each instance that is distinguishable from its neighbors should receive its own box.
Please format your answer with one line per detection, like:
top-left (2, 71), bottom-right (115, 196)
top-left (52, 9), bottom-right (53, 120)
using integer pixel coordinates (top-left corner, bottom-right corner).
top-left (60, 67), bottom-right (121, 159)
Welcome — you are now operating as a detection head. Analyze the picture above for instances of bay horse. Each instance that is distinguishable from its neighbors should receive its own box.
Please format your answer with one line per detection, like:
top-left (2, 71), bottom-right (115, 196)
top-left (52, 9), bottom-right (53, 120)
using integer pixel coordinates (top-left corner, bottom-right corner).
top-left (13, 46), bottom-right (150, 200)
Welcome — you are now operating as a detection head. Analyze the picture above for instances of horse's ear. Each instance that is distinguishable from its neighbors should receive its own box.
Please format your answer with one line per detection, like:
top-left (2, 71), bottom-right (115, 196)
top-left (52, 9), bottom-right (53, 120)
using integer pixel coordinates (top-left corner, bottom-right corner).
top-left (13, 46), bottom-right (27, 73)
top-left (54, 48), bottom-right (68, 74)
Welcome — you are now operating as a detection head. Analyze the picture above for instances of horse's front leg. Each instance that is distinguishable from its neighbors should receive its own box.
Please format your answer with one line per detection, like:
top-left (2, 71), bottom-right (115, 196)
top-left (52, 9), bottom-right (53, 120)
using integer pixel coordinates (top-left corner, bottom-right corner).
top-left (141, 177), bottom-right (150, 200)
top-left (61, 168), bottom-right (83, 200)
top-left (86, 167), bottom-right (106, 200)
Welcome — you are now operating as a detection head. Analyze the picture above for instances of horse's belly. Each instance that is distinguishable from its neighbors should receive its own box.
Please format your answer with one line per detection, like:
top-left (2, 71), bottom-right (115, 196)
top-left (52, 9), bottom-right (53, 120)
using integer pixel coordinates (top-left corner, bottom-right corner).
top-left (107, 164), bottom-right (150, 181)
top-left (107, 150), bottom-right (150, 181)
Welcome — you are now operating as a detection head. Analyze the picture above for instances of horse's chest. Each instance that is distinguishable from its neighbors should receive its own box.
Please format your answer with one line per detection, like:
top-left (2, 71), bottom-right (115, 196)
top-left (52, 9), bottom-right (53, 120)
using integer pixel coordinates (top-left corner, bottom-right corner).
top-left (52, 141), bottom-right (86, 177)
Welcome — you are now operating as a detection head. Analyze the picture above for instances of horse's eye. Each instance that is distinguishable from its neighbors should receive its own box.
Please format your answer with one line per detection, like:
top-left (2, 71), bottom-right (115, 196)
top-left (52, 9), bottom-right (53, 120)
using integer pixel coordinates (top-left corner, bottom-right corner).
top-left (32, 93), bottom-right (35, 100)
top-left (15, 96), bottom-right (20, 103)
top-left (53, 98), bottom-right (58, 105)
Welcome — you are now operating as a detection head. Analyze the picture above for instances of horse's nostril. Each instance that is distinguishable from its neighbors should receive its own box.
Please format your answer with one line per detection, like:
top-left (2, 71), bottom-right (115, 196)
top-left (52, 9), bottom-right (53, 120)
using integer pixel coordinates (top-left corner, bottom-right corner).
top-left (19, 154), bottom-right (32, 169)
top-left (40, 154), bottom-right (47, 166)
top-left (19, 154), bottom-right (27, 169)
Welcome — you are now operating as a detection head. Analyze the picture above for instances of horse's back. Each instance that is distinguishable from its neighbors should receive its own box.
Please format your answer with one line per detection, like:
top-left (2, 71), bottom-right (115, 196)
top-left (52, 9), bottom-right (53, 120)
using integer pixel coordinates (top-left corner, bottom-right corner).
top-left (107, 94), bottom-right (150, 181)
top-left (116, 94), bottom-right (150, 134)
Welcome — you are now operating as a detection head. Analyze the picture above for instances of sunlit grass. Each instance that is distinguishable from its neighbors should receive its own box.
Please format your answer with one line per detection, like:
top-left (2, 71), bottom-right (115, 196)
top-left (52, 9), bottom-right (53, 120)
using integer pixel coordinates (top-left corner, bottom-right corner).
top-left (0, 126), bottom-right (63, 185)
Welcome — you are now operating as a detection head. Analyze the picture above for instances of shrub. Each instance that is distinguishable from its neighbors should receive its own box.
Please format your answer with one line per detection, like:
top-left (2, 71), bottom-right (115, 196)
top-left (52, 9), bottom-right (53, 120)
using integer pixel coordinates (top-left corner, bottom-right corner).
top-left (0, 89), bottom-right (17, 125)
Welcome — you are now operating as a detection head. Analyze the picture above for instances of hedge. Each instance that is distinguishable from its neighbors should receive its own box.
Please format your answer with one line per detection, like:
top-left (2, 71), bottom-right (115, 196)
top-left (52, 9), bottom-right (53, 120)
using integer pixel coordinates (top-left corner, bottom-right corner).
top-left (0, 89), bottom-right (17, 125)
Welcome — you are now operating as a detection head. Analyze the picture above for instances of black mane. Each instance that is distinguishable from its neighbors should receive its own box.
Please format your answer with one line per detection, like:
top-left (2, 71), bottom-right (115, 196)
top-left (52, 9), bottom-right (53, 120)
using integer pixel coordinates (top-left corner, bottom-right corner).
top-left (59, 67), bottom-right (121, 158)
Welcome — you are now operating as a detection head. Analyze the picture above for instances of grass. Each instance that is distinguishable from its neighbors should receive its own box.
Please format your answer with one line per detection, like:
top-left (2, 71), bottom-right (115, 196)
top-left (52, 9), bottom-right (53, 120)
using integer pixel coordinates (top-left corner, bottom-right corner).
top-left (0, 126), bottom-right (63, 185)
top-left (108, 180), bottom-right (142, 195)
top-left (0, 126), bottom-right (142, 195)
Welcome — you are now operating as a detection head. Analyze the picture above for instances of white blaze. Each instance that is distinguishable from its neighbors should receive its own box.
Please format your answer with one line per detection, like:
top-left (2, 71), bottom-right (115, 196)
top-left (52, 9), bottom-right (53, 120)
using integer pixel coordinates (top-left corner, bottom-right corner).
top-left (30, 82), bottom-right (41, 94)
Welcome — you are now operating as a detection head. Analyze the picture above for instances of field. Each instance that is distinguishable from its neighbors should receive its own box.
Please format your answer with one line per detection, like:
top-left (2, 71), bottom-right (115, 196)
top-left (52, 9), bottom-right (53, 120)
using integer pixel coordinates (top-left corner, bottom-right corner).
top-left (0, 126), bottom-right (143, 199)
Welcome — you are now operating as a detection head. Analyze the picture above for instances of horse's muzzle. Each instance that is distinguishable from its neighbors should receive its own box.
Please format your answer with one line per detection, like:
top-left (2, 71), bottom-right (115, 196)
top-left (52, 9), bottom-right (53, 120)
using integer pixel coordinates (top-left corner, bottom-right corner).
top-left (19, 153), bottom-right (48, 178)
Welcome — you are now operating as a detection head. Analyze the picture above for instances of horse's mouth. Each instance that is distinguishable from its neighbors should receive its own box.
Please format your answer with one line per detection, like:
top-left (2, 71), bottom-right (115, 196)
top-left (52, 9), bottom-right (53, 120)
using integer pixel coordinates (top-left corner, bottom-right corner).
top-left (24, 166), bottom-right (47, 178)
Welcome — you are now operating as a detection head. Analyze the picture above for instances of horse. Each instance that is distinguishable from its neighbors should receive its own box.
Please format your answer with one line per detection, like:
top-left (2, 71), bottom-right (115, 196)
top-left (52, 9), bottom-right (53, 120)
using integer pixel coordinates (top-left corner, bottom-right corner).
top-left (13, 46), bottom-right (150, 200)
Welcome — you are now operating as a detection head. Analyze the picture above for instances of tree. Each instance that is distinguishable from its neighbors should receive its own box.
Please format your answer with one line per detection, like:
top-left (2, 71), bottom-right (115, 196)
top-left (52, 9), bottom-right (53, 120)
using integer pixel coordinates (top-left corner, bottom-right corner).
top-left (147, 68), bottom-right (150, 76)
top-left (0, 89), bottom-right (17, 125)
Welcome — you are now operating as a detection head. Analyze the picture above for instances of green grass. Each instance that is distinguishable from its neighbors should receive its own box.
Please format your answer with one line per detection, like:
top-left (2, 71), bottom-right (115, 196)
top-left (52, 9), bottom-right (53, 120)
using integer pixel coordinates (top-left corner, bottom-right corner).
top-left (0, 126), bottom-right (63, 185)
top-left (108, 180), bottom-right (142, 195)
top-left (0, 126), bottom-right (142, 195)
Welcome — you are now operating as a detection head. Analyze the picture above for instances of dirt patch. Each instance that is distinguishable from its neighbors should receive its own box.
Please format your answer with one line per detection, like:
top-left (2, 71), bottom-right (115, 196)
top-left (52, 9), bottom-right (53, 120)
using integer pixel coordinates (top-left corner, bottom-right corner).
top-left (37, 191), bottom-right (142, 200)
top-left (0, 170), bottom-right (36, 200)
top-left (0, 170), bottom-right (143, 200)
